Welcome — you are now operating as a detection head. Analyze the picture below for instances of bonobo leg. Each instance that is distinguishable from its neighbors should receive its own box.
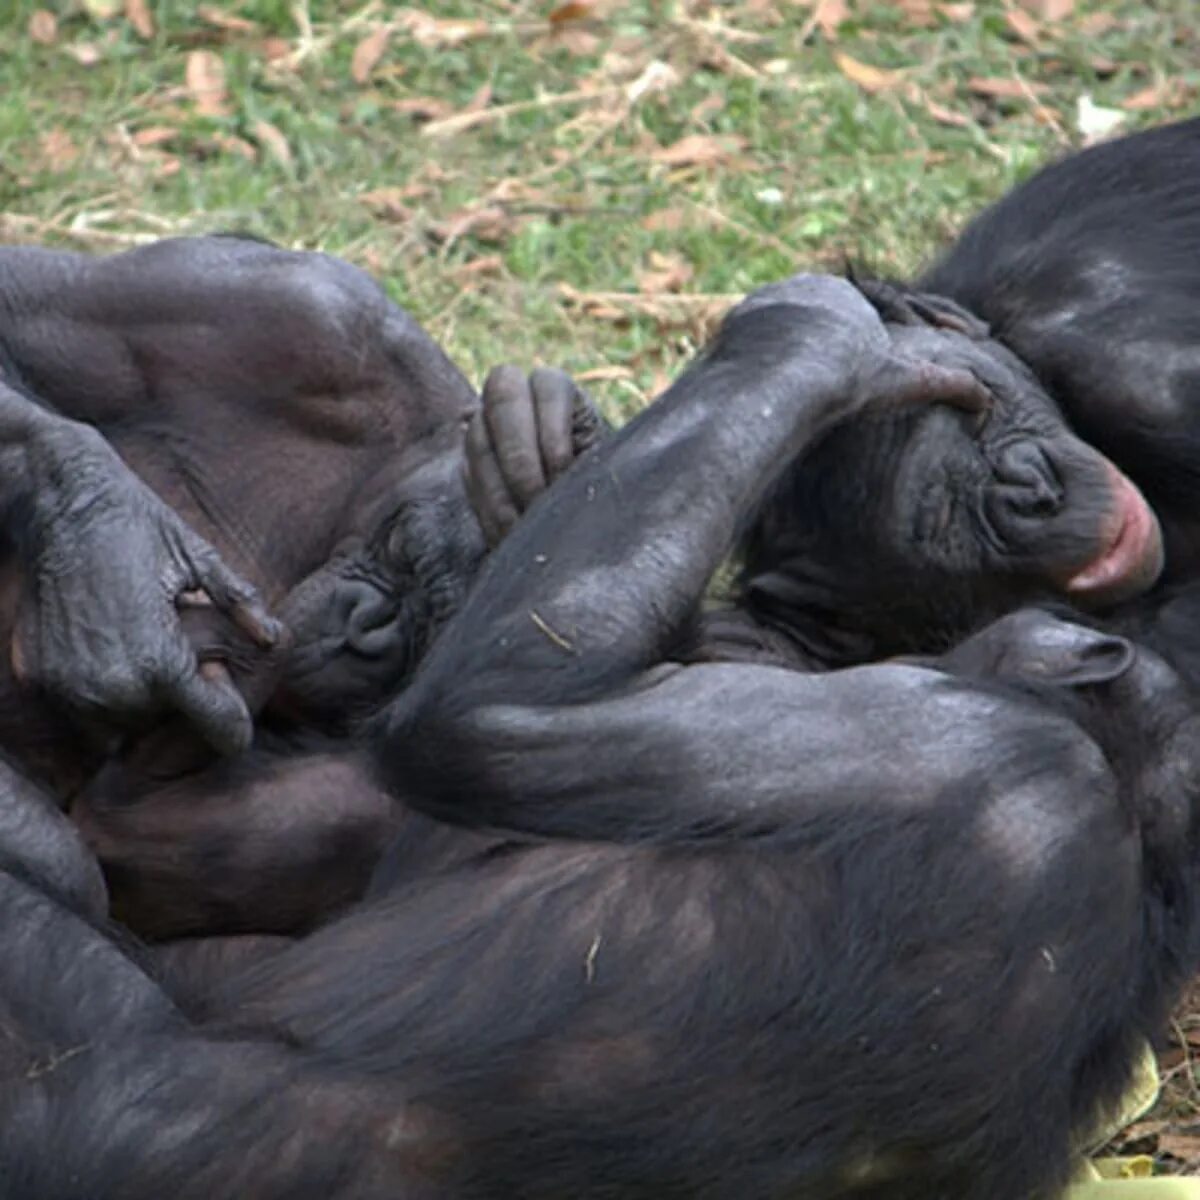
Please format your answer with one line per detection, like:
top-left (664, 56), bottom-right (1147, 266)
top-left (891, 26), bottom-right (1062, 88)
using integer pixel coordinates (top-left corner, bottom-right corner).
top-left (0, 236), bottom-right (475, 436)
top-left (72, 745), bottom-right (401, 939)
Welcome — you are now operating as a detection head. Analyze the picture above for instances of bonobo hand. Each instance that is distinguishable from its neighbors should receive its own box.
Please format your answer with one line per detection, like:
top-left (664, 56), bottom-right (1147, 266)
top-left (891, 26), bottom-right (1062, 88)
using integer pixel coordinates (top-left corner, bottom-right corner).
top-left (724, 273), bottom-right (992, 420)
top-left (465, 365), bottom-right (609, 546)
top-left (13, 423), bottom-right (280, 756)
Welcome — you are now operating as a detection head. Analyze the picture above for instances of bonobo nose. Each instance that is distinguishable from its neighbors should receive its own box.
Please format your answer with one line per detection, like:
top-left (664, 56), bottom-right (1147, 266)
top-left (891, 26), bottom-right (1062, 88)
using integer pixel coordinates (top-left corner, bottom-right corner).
top-left (996, 443), bottom-right (1064, 518)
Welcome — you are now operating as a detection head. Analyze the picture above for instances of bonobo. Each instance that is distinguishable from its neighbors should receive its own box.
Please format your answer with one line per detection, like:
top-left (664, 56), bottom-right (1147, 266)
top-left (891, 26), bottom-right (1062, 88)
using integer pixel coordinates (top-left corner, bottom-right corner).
top-left (918, 117), bottom-right (1200, 581)
top-left (4, 276), bottom-right (1196, 1200)
top-left (356, 277), bottom-right (1200, 1198)
top-left (0, 234), bottom-right (486, 797)
top-left (0, 236), bottom-right (598, 938)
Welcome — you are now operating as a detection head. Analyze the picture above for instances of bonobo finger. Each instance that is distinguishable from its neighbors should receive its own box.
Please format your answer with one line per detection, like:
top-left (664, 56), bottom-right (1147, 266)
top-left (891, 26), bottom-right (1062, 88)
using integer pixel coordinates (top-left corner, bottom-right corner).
top-left (465, 413), bottom-right (519, 547)
top-left (166, 665), bottom-right (254, 758)
top-left (482, 365), bottom-right (548, 509)
top-left (876, 360), bottom-right (993, 416)
top-left (192, 553), bottom-right (282, 649)
top-left (528, 367), bottom-right (577, 482)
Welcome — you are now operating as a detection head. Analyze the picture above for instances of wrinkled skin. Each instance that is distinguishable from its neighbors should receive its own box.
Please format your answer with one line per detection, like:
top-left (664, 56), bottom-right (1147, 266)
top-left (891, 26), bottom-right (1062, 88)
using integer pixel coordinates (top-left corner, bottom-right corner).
top-left (2, 277), bottom-right (1199, 1200)
top-left (0, 369), bottom-right (280, 761)
top-left (919, 116), bottom-right (1200, 582)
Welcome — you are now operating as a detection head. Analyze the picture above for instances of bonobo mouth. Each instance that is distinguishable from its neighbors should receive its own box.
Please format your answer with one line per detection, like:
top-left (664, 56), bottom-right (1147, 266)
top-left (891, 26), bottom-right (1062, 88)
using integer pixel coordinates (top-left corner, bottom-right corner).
top-left (1063, 465), bottom-right (1164, 606)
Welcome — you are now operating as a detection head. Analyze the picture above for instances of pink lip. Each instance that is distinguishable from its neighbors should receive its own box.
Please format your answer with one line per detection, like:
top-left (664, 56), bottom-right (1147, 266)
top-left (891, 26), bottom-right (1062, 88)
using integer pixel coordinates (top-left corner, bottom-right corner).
top-left (1065, 466), bottom-right (1164, 605)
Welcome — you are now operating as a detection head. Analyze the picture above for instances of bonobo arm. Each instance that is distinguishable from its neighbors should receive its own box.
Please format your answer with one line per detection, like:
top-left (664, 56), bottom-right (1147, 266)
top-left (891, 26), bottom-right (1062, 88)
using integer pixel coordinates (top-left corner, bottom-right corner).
top-left (0, 867), bottom-right (416, 1200)
top-left (0, 380), bottom-right (278, 755)
top-left (382, 276), bottom-right (993, 837)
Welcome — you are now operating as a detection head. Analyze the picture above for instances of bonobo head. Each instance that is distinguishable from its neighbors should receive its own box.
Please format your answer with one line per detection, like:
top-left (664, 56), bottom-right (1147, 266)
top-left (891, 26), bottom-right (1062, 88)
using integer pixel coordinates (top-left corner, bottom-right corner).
top-left (266, 447), bottom-right (486, 729)
top-left (738, 282), bottom-right (1164, 662)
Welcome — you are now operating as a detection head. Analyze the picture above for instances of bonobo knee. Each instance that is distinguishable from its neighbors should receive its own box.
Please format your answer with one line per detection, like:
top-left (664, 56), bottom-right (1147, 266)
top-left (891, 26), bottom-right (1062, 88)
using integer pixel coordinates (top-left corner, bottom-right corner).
top-left (265, 251), bottom-right (387, 353)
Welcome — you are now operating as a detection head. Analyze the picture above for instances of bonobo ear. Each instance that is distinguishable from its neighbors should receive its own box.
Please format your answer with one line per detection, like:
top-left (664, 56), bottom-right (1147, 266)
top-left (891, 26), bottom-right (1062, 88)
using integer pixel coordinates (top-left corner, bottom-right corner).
top-left (948, 609), bottom-right (1136, 688)
top-left (851, 277), bottom-right (990, 340)
top-left (1032, 627), bottom-right (1137, 687)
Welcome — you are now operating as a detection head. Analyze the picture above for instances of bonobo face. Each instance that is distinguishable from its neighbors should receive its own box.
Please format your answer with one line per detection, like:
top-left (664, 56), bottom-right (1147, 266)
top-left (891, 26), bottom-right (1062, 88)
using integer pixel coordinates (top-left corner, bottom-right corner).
top-left (266, 447), bottom-right (486, 727)
top-left (741, 321), bottom-right (1164, 659)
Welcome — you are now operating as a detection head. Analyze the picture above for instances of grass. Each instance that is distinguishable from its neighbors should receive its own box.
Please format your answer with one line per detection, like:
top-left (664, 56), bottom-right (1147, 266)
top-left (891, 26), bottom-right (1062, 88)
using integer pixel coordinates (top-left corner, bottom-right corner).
top-left (4, 0), bottom-right (1200, 1175)
top-left (3, 0), bottom-right (1197, 419)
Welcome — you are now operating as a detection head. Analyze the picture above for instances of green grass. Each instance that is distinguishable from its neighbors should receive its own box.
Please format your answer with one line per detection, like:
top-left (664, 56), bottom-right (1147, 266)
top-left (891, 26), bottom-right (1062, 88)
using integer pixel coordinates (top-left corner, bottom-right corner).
top-left (3, 0), bottom-right (1197, 421)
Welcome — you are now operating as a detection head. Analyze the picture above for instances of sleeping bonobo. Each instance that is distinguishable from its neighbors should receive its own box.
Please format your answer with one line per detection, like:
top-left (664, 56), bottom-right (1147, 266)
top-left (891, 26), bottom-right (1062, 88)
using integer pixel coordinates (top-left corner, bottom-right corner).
top-left (4, 276), bottom-right (1197, 1200)
top-left (0, 235), bottom-right (597, 937)
top-left (732, 280), bottom-right (1164, 664)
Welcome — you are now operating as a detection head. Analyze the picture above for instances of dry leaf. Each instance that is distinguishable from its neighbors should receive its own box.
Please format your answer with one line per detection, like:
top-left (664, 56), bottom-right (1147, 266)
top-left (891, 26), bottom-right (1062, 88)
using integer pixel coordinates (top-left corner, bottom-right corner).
top-left (63, 42), bottom-right (102, 66)
top-left (429, 206), bottom-right (515, 246)
top-left (132, 125), bottom-right (178, 147)
top-left (641, 208), bottom-right (690, 232)
top-left (82, 0), bottom-right (121, 18)
top-left (576, 365), bottom-right (634, 383)
top-left (393, 96), bottom-right (453, 122)
top-left (260, 37), bottom-right (291, 62)
top-left (923, 97), bottom-right (970, 127)
top-left (211, 133), bottom-right (256, 160)
top-left (1078, 12), bottom-right (1117, 36)
top-left (1004, 9), bottom-right (1040, 45)
top-left (351, 27), bottom-right (390, 85)
top-left (896, 0), bottom-right (936, 28)
top-left (1122, 81), bottom-right (1188, 111)
top-left (398, 11), bottom-right (490, 48)
top-left (816, 0), bottom-right (848, 39)
top-left (252, 119), bottom-right (291, 166)
top-left (153, 155), bottom-right (182, 179)
top-left (462, 82), bottom-right (493, 116)
top-left (835, 52), bottom-right (904, 93)
top-left (651, 134), bottom-right (745, 168)
top-left (1019, 0), bottom-right (1073, 18)
top-left (186, 50), bottom-right (229, 117)
top-left (198, 6), bottom-right (260, 33)
top-left (359, 187), bottom-right (418, 221)
top-left (637, 251), bottom-right (694, 294)
top-left (124, 0), bottom-right (154, 38)
top-left (38, 129), bottom-right (78, 172)
top-left (937, 3), bottom-right (974, 21)
top-left (1158, 1132), bottom-right (1200, 1162)
top-left (28, 10), bottom-right (57, 44)
top-left (967, 76), bottom-right (1047, 99)
top-left (549, 0), bottom-right (596, 24)
top-left (690, 93), bottom-right (726, 123)
top-left (549, 28), bottom-right (599, 55)
top-left (449, 255), bottom-right (504, 280)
